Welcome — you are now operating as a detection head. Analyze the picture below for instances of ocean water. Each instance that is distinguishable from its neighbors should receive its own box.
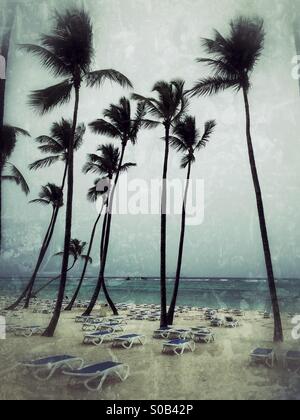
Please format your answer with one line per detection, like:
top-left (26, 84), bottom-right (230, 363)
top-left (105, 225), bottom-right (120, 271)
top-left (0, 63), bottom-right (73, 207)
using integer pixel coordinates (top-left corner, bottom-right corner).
top-left (0, 277), bottom-right (300, 312)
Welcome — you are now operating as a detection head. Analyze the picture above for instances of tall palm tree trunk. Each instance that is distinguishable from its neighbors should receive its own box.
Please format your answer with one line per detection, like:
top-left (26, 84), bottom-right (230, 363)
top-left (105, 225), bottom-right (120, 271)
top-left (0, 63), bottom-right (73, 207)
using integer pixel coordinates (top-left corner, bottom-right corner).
top-left (167, 162), bottom-right (191, 325)
top-left (243, 87), bottom-right (283, 343)
top-left (65, 203), bottom-right (104, 311)
top-left (44, 85), bottom-right (80, 337)
top-left (160, 124), bottom-right (170, 327)
top-left (5, 207), bottom-right (56, 310)
top-left (83, 146), bottom-right (127, 316)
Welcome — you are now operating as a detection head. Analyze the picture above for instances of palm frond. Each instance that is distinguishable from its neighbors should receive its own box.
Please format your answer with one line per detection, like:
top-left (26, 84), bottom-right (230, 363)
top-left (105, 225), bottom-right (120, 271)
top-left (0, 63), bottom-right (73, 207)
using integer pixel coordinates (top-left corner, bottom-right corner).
top-left (89, 119), bottom-right (121, 138)
top-left (29, 155), bottom-right (61, 170)
top-left (85, 70), bottom-right (133, 89)
top-left (29, 199), bottom-right (50, 206)
top-left (81, 255), bottom-right (92, 264)
top-left (18, 44), bottom-right (70, 77)
top-left (190, 77), bottom-right (241, 97)
top-left (29, 80), bottom-right (73, 114)
top-left (4, 163), bottom-right (30, 195)
top-left (181, 154), bottom-right (195, 169)
top-left (119, 162), bottom-right (136, 172)
top-left (169, 136), bottom-right (188, 153)
top-left (196, 120), bottom-right (217, 149)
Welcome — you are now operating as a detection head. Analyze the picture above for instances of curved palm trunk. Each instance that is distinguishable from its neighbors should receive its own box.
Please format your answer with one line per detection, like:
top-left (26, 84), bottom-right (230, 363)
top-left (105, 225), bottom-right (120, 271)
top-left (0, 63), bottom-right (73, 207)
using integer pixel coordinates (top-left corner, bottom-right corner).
top-left (32, 258), bottom-right (76, 297)
top-left (83, 146), bottom-right (127, 316)
top-left (243, 88), bottom-right (283, 343)
top-left (160, 124), bottom-right (170, 327)
top-left (65, 203), bottom-right (104, 311)
top-left (6, 163), bottom-right (68, 310)
top-left (5, 207), bottom-right (56, 310)
top-left (24, 205), bottom-right (61, 308)
top-left (167, 162), bottom-right (191, 325)
top-left (44, 86), bottom-right (80, 337)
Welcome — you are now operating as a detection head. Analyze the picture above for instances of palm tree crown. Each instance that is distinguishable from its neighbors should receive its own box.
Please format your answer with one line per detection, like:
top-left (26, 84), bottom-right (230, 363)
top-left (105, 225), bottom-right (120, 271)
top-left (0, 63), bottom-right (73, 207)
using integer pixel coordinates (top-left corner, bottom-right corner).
top-left (132, 80), bottom-right (188, 126)
top-left (29, 119), bottom-right (85, 170)
top-left (170, 117), bottom-right (216, 167)
top-left (83, 144), bottom-right (136, 201)
top-left (20, 8), bottom-right (133, 114)
top-left (89, 97), bottom-right (148, 147)
top-left (55, 238), bottom-right (92, 264)
top-left (30, 183), bottom-right (64, 208)
top-left (190, 17), bottom-right (265, 96)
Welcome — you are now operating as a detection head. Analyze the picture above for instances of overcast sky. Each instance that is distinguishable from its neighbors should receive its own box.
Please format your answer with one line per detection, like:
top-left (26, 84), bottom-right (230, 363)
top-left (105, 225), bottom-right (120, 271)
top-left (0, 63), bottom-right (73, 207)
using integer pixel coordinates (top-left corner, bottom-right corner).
top-left (1, 0), bottom-right (300, 278)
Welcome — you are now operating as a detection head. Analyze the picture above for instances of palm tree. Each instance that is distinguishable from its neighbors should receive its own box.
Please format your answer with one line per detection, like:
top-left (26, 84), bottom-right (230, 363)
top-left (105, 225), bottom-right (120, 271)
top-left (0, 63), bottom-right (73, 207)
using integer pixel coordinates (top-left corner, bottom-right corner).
top-left (29, 119), bottom-right (86, 189)
top-left (190, 17), bottom-right (283, 342)
top-left (6, 120), bottom-right (85, 311)
top-left (83, 98), bottom-right (145, 316)
top-left (132, 80), bottom-right (188, 327)
top-left (32, 239), bottom-right (92, 297)
top-left (65, 144), bottom-right (135, 311)
top-left (0, 125), bottom-right (30, 250)
top-left (20, 7), bottom-right (132, 337)
top-left (167, 116), bottom-right (216, 325)
top-left (6, 183), bottom-right (63, 310)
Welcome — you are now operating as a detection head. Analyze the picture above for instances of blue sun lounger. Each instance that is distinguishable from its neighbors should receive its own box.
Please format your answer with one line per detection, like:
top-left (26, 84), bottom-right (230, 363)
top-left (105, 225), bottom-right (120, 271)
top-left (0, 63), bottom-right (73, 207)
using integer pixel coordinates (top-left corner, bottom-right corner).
top-left (112, 334), bottom-right (146, 349)
top-left (83, 331), bottom-right (116, 346)
top-left (250, 348), bottom-right (275, 368)
top-left (63, 361), bottom-right (130, 392)
top-left (20, 355), bottom-right (84, 381)
top-left (162, 339), bottom-right (196, 356)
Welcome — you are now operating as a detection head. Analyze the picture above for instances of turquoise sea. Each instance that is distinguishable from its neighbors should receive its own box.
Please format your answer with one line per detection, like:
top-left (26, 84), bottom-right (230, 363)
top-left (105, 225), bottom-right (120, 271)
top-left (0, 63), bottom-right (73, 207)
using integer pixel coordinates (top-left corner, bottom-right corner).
top-left (0, 277), bottom-right (299, 312)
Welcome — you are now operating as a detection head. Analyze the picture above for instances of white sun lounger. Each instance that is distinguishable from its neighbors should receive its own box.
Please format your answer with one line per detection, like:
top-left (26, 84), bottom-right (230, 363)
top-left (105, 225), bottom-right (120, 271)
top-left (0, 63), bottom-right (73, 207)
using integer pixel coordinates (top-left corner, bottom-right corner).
top-left (83, 331), bottom-right (116, 346)
top-left (192, 331), bottom-right (215, 343)
top-left (14, 326), bottom-right (46, 337)
top-left (162, 339), bottom-right (196, 356)
top-left (63, 361), bottom-right (130, 392)
top-left (20, 355), bottom-right (84, 381)
top-left (153, 327), bottom-right (173, 339)
top-left (168, 328), bottom-right (192, 340)
top-left (250, 348), bottom-right (276, 368)
top-left (225, 317), bottom-right (239, 328)
top-left (112, 334), bottom-right (146, 349)
top-left (97, 322), bottom-right (126, 333)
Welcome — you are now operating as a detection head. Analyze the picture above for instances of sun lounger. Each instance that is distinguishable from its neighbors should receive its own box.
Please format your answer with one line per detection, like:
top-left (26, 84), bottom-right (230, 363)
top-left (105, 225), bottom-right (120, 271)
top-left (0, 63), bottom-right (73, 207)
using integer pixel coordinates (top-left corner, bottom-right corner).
top-left (20, 355), bottom-right (84, 381)
top-left (250, 348), bottom-right (275, 368)
top-left (168, 328), bottom-right (192, 339)
top-left (153, 327), bottom-right (173, 339)
top-left (162, 339), bottom-right (195, 356)
top-left (192, 330), bottom-right (215, 343)
top-left (284, 351), bottom-right (300, 372)
top-left (225, 317), bottom-right (239, 328)
top-left (83, 331), bottom-right (116, 346)
top-left (112, 334), bottom-right (146, 349)
top-left (14, 326), bottom-right (45, 337)
top-left (92, 322), bottom-right (125, 334)
top-left (63, 361), bottom-right (130, 392)
top-left (211, 318), bottom-right (224, 327)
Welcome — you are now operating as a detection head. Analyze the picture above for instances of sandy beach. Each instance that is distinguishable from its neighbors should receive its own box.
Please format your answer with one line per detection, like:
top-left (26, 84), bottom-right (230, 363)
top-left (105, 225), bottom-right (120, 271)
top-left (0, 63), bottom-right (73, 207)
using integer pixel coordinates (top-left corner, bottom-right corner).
top-left (0, 303), bottom-right (299, 401)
